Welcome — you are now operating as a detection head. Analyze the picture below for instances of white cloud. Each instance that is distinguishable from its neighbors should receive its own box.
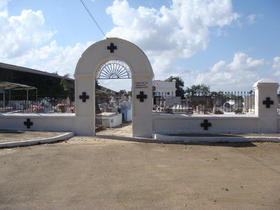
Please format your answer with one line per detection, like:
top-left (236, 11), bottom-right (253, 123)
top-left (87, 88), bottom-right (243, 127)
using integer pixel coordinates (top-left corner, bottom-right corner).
top-left (106, 0), bottom-right (239, 74)
top-left (0, 2), bottom-right (92, 77)
top-left (247, 14), bottom-right (264, 25)
top-left (0, 9), bottom-right (55, 58)
top-left (273, 56), bottom-right (280, 76)
top-left (2, 41), bottom-right (93, 77)
top-left (0, 0), bottom-right (274, 92)
top-left (190, 52), bottom-right (265, 90)
top-left (247, 14), bottom-right (256, 24)
top-left (228, 52), bottom-right (264, 70)
top-left (0, 0), bottom-right (8, 17)
top-left (211, 60), bottom-right (226, 72)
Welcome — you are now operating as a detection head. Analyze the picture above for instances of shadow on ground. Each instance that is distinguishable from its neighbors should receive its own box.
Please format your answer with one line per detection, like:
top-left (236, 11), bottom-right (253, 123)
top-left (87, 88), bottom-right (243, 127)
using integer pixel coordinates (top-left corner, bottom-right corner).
top-left (95, 134), bottom-right (257, 147)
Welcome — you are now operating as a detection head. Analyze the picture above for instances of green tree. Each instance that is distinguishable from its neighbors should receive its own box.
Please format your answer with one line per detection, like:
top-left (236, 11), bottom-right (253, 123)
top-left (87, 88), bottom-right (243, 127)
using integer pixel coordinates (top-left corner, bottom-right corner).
top-left (165, 76), bottom-right (185, 98)
top-left (119, 89), bottom-right (127, 95)
top-left (60, 74), bottom-right (70, 91)
top-left (185, 84), bottom-right (210, 96)
top-left (60, 74), bottom-right (74, 101)
top-left (210, 91), bottom-right (224, 97)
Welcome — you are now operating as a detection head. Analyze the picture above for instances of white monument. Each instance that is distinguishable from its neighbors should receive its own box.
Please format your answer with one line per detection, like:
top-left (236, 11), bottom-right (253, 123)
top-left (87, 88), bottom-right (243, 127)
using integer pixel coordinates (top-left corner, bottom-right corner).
top-left (74, 38), bottom-right (154, 137)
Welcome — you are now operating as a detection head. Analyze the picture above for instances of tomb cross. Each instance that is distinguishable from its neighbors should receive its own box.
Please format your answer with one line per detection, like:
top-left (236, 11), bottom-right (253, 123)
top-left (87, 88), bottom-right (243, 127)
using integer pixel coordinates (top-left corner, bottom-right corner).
top-left (79, 92), bottom-right (89, 102)
top-left (136, 91), bottom-right (147, 102)
top-left (262, 97), bottom-right (273, 108)
top-left (107, 43), bottom-right (117, 53)
top-left (201, 119), bottom-right (211, 130)
top-left (24, 118), bottom-right (33, 129)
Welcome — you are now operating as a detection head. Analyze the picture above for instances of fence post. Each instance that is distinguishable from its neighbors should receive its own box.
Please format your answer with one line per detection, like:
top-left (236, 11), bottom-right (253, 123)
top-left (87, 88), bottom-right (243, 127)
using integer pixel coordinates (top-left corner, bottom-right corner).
top-left (253, 79), bottom-right (279, 133)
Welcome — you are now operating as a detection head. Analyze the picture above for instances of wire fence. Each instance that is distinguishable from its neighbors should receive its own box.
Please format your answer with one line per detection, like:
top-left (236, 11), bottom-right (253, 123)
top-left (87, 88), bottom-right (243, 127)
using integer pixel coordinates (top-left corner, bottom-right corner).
top-left (0, 96), bottom-right (75, 114)
top-left (4, 91), bottom-right (280, 115)
top-left (153, 91), bottom-right (256, 115)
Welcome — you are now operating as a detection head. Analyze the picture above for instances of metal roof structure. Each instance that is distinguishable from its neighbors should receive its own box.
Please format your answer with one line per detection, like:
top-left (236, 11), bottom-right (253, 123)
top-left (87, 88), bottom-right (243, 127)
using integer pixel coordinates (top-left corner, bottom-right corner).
top-left (0, 82), bottom-right (37, 91)
top-left (0, 62), bottom-right (74, 81)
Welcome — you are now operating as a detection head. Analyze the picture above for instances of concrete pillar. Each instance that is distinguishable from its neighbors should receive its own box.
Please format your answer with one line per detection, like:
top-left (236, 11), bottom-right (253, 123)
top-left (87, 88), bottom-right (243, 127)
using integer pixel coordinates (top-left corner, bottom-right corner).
top-left (253, 79), bottom-right (279, 133)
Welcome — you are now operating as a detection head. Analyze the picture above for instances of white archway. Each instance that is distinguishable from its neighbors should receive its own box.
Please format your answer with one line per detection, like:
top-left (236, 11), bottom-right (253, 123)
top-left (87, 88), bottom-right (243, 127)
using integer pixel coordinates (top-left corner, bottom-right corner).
top-left (74, 38), bottom-right (154, 137)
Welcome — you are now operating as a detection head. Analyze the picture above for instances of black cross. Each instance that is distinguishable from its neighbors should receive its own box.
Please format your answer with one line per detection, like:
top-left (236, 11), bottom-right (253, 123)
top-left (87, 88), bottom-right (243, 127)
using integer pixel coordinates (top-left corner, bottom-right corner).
top-left (263, 97), bottom-right (274, 108)
top-left (201, 119), bottom-right (211, 130)
top-left (79, 92), bottom-right (89, 102)
top-left (136, 91), bottom-right (147, 102)
top-left (107, 43), bottom-right (117, 53)
top-left (24, 118), bottom-right (33, 129)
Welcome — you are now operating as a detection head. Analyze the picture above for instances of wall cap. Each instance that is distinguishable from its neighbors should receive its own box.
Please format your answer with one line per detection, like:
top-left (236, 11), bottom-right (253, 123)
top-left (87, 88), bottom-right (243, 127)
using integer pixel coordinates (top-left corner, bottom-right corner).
top-left (253, 78), bottom-right (279, 88)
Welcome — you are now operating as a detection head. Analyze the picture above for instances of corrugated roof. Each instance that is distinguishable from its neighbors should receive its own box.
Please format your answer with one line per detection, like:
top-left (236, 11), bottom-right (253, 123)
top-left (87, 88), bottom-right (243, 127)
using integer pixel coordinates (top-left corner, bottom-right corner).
top-left (0, 82), bottom-right (37, 90)
top-left (0, 62), bottom-right (74, 81)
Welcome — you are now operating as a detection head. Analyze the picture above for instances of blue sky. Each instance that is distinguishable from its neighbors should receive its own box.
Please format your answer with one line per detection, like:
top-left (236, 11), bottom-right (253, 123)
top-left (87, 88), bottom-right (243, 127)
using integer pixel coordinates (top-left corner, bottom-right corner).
top-left (0, 0), bottom-right (279, 91)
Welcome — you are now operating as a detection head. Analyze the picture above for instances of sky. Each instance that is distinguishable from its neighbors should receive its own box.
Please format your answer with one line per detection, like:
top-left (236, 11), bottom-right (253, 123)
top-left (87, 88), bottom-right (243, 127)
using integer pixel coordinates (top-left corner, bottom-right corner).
top-left (0, 0), bottom-right (279, 91)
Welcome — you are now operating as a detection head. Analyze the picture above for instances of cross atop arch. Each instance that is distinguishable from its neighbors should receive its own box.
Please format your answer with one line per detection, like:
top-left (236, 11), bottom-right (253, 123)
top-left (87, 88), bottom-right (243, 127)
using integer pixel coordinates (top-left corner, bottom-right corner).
top-left (107, 43), bottom-right (117, 53)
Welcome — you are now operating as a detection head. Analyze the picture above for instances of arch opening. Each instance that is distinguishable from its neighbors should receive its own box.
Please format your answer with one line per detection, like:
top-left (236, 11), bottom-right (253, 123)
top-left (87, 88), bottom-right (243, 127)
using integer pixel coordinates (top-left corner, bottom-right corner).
top-left (97, 60), bottom-right (131, 80)
top-left (95, 59), bottom-right (133, 136)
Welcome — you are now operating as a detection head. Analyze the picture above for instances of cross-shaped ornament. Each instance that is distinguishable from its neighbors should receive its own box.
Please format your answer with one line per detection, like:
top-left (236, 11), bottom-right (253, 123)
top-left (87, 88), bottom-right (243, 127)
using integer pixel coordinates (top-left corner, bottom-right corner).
top-left (24, 118), bottom-right (33, 129)
top-left (201, 119), bottom-right (211, 130)
top-left (263, 97), bottom-right (274, 108)
top-left (79, 92), bottom-right (89, 102)
top-left (136, 91), bottom-right (147, 102)
top-left (107, 43), bottom-right (117, 53)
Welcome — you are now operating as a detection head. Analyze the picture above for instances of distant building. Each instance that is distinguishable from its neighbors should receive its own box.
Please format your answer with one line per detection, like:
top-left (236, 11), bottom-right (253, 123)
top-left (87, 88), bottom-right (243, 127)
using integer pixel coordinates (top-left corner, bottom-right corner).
top-left (0, 62), bottom-right (124, 107)
top-left (0, 62), bottom-right (74, 99)
top-left (152, 80), bottom-right (180, 106)
top-left (152, 80), bottom-right (176, 97)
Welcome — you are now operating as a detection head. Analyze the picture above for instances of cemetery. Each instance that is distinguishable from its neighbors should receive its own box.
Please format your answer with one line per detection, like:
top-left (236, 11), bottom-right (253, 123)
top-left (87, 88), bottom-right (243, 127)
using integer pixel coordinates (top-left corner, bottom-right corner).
top-left (1, 1), bottom-right (280, 209)
top-left (0, 38), bottom-right (279, 142)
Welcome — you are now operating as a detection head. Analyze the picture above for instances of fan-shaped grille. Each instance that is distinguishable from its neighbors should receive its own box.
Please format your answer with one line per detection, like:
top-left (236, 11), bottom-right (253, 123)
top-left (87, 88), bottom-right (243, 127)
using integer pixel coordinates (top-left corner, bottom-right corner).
top-left (97, 60), bottom-right (131, 79)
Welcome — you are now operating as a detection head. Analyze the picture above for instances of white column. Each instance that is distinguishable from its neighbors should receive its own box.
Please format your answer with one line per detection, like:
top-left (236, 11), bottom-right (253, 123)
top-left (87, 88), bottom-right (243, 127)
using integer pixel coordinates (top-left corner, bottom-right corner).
top-left (253, 79), bottom-right (279, 133)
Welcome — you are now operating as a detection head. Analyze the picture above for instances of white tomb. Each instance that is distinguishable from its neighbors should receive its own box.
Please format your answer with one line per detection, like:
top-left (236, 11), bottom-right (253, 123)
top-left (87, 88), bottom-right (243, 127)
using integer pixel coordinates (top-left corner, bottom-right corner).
top-left (96, 112), bottom-right (122, 128)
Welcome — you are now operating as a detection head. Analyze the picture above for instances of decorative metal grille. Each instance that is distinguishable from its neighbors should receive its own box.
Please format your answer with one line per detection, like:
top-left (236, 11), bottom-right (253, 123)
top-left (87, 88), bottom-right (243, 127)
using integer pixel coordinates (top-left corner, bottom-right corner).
top-left (97, 60), bottom-right (131, 79)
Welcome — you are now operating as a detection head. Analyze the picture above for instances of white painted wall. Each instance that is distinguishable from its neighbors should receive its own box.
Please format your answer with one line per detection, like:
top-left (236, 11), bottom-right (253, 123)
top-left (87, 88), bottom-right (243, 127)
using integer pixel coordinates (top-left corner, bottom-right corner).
top-left (152, 79), bottom-right (280, 135)
top-left (153, 80), bottom-right (176, 97)
top-left (0, 113), bottom-right (75, 132)
top-left (153, 114), bottom-right (259, 134)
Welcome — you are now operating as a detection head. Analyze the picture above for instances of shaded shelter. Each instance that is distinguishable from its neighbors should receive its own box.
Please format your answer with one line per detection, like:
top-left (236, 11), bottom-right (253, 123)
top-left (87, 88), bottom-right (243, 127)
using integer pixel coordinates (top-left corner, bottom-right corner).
top-left (0, 82), bottom-right (37, 108)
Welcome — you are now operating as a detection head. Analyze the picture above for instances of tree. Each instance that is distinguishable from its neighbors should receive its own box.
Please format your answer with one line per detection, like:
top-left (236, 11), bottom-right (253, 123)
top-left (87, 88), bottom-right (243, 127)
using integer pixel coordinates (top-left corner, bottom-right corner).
top-left (119, 89), bottom-right (127, 95)
top-left (60, 74), bottom-right (70, 91)
top-left (60, 74), bottom-right (74, 101)
top-left (165, 76), bottom-right (185, 98)
top-left (210, 91), bottom-right (224, 97)
top-left (185, 84), bottom-right (210, 96)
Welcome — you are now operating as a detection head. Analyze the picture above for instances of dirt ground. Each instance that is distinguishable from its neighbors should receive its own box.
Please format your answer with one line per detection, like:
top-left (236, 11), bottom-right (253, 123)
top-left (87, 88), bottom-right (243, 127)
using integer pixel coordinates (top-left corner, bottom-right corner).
top-left (0, 131), bottom-right (65, 143)
top-left (0, 126), bottom-right (280, 210)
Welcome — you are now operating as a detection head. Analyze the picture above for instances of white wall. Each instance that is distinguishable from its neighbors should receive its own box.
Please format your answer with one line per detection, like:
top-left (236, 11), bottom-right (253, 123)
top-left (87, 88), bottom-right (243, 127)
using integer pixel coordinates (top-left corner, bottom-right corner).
top-left (153, 114), bottom-right (259, 134)
top-left (0, 113), bottom-right (75, 132)
top-left (152, 79), bottom-right (280, 135)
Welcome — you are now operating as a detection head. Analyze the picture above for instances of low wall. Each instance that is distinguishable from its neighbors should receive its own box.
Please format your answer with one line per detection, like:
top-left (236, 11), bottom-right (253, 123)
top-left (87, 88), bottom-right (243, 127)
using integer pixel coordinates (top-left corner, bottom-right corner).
top-left (0, 113), bottom-right (76, 132)
top-left (1, 112), bottom-right (279, 136)
top-left (152, 113), bottom-right (261, 134)
top-left (277, 115), bottom-right (280, 132)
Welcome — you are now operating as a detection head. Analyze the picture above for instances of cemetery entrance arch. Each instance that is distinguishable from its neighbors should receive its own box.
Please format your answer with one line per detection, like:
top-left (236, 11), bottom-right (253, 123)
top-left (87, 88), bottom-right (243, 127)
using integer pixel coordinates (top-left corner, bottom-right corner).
top-left (74, 38), bottom-right (154, 137)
